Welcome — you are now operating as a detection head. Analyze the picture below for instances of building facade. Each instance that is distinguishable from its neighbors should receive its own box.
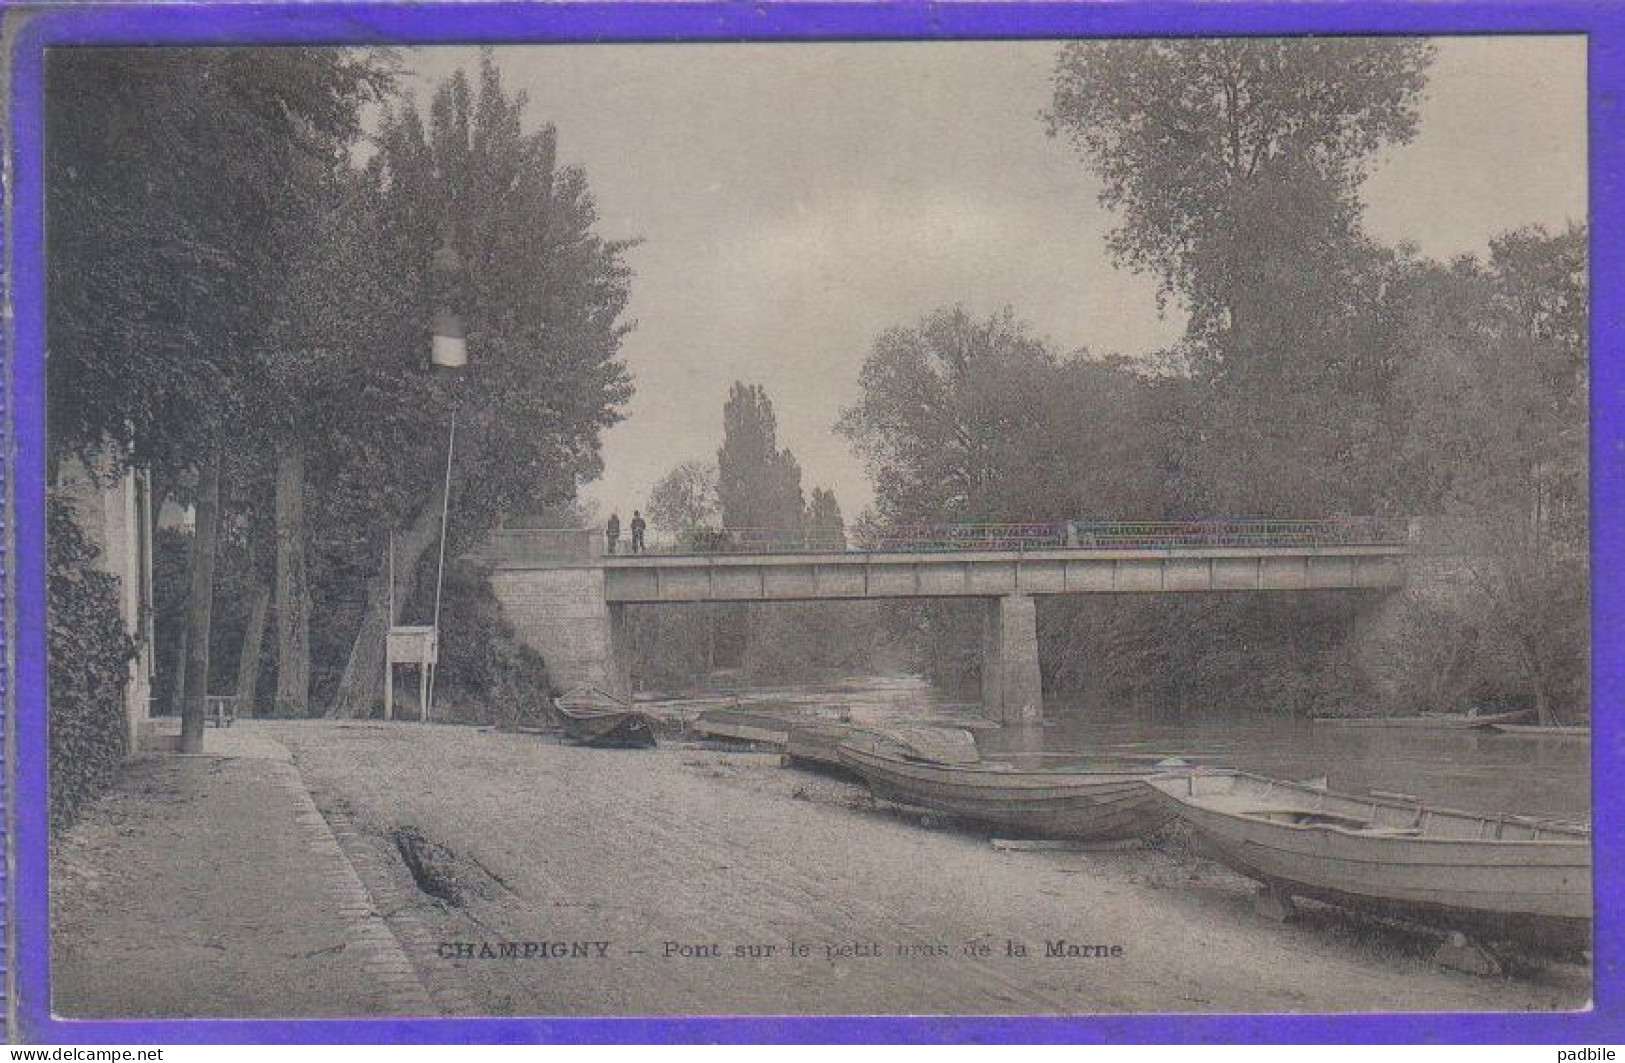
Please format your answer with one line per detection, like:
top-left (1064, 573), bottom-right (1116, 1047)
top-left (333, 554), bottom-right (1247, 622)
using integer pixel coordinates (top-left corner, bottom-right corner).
top-left (52, 452), bottom-right (157, 752)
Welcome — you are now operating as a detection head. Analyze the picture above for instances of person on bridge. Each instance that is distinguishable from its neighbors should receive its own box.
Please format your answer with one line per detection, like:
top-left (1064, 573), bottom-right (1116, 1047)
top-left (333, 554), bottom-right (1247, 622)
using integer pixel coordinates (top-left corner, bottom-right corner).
top-left (631, 510), bottom-right (647, 554)
top-left (606, 512), bottom-right (621, 555)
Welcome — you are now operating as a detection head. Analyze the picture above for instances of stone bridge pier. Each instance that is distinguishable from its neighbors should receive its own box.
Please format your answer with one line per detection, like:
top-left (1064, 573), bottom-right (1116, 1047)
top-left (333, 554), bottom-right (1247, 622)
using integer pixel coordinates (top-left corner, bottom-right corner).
top-left (487, 566), bottom-right (633, 702)
top-left (982, 595), bottom-right (1043, 724)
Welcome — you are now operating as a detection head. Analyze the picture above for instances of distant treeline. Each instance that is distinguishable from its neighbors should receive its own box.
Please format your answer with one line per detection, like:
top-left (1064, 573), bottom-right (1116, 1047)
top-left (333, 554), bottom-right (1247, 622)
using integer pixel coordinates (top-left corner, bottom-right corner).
top-left (637, 40), bottom-right (1587, 723)
top-left (627, 384), bottom-right (896, 689)
top-left (840, 40), bottom-right (1587, 723)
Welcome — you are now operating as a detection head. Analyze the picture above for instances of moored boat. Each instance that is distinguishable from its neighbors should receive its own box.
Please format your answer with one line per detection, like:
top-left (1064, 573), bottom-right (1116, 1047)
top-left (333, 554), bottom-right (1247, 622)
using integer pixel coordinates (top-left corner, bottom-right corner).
top-left (1146, 769), bottom-right (1591, 951)
top-left (1312, 708), bottom-right (1533, 730)
top-left (836, 739), bottom-right (1176, 841)
top-left (691, 707), bottom-right (799, 746)
top-left (1492, 724), bottom-right (1590, 740)
top-left (552, 687), bottom-right (658, 748)
top-left (787, 723), bottom-right (980, 775)
top-left (785, 722), bottom-right (904, 772)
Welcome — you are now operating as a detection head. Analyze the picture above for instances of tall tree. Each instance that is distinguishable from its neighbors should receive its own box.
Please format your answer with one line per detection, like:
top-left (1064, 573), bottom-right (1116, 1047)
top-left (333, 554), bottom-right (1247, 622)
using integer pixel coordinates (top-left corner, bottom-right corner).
top-left (805, 487), bottom-right (846, 548)
top-left (257, 171), bottom-right (407, 715)
top-left (178, 461), bottom-right (221, 750)
top-left (1047, 40), bottom-right (1434, 517)
top-left (839, 305), bottom-right (1177, 691)
top-left (839, 306), bottom-right (1166, 526)
top-left (717, 383), bottom-right (805, 532)
top-left (47, 48), bottom-right (388, 749)
top-left (646, 460), bottom-right (719, 536)
top-left (1390, 224), bottom-right (1588, 723)
top-left (273, 442), bottom-right (312, 714)
top-left (1047, 38), bottom-right (1432, 342)
top-left (47, 48), bottom-right (388, 474)
top-left (325, 56), bottom-right (636, 716)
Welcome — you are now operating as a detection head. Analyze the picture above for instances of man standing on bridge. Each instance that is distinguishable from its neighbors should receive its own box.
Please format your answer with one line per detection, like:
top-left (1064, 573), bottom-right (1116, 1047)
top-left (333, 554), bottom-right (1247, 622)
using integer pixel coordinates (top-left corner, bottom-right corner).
top-left (631, 510), bottom-right (646, 554)
top-left (606, 512), bottom-right (621, 555)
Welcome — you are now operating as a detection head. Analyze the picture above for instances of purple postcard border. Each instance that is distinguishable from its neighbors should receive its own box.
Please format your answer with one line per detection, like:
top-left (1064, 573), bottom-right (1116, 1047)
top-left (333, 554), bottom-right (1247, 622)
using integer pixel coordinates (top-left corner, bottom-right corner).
top-left (6, 0), bottom-right (1622, 1045)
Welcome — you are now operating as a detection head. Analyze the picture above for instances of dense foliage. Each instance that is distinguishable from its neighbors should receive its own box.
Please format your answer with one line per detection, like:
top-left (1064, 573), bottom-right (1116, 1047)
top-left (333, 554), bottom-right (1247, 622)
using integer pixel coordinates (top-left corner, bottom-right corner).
top-left (838, 307), bottom-right (1170, 525)
top-left (47, 498), bottom-right (136, 829)
top-left (833, 40), bottom-right (1587, 723)
top-left (44, 40), bottom-right (1587, 747)
top-left (47, 48), bottom-right (389, 475)
top-left (424, 564), bottom-right (555, 726)
top-left (1047, 39), bottom-right (1433, 337)
top-left (48, 48), bottom-right (638, 735)
top-left (48, 48), bottom-right (394, 747)
top-left (630, 385), bottom-right (881, 687)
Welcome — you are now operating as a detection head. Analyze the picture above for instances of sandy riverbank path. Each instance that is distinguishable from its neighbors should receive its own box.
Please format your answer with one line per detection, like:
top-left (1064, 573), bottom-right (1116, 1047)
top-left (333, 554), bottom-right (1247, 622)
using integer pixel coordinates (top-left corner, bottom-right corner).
top-left (263, 720), bottom-right (1587, 1016)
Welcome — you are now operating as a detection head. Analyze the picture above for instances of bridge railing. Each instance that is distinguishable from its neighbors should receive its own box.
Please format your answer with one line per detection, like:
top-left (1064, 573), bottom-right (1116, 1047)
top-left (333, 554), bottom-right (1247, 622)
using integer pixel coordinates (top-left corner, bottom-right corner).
top-left (603, 518), bottom-right (1409, 557)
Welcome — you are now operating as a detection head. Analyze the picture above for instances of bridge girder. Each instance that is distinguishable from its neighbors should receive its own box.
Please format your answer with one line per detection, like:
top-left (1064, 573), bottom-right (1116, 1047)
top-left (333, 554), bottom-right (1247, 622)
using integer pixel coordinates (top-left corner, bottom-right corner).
top-left (591, 547), bottom-right (1407, 604)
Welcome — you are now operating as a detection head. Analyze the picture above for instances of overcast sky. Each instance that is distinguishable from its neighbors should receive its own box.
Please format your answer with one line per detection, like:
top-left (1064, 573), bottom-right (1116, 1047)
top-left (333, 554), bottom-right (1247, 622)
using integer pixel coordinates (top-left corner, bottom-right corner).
top-left (404, 37), bottom-right (1586, 525)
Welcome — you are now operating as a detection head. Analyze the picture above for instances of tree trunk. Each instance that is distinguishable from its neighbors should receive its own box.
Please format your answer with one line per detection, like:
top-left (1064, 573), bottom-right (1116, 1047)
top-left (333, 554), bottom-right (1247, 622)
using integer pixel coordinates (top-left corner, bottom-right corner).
top-left (273, 442), bottom-right (312, 716)
top-left (179, 457), bottom-right (222, 754)
top-left (1509, 616), bottom-right (1560, 728)
top-left (1532, 683), bottom-right (1557, 728)
top-left (170, 629), bottom-right (188, 718)
top-left (236, 582), bottom-right (271, 717)
top-left (1526, 645), bottom-right (1560, 727)
top-left (327, 501), bottom-right (444, 718)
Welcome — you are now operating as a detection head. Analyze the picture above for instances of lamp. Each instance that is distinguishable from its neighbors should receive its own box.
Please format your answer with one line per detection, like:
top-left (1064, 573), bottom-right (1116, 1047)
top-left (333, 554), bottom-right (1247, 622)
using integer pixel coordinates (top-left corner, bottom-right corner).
top-left (423, 233), bottom-right (468, 722)
top-left (430, 238), bottom-right (467, 370)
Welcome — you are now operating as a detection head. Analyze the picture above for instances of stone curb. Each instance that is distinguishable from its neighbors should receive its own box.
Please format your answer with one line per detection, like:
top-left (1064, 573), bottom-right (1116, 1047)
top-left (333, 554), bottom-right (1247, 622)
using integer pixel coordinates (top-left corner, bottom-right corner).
top-left (324, 812), bottom-right (480, 1015)
top-left (260, 754), bottom-right (439, 1016)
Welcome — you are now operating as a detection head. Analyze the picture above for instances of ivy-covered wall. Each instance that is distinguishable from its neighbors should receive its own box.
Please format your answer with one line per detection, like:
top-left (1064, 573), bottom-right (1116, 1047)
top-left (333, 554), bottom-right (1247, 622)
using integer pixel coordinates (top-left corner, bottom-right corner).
top-left (48, 495), bottom-right (136, 830)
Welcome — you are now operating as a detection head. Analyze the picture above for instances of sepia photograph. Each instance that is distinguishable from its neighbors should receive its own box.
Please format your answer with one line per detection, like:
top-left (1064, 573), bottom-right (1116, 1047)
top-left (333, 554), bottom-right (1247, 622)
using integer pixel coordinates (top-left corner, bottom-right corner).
top-left (38, 32), bottom-right (1591, 1025)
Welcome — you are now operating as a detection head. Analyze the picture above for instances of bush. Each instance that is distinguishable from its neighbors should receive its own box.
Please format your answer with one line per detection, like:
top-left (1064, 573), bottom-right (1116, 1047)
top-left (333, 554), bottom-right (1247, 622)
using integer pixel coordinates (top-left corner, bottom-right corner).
top-left (626, 603), bottom-right (728, 690)
top-left (1353, 591), bottom-right (1554, 719)
top-left (48, 495), bottom-right (136, 830)
top-left (741, 601), bottom-right (891, 683)
top-left (682, 528), bottom-right (734, 553)
top-left (430, 562), bottom-right (554, 725)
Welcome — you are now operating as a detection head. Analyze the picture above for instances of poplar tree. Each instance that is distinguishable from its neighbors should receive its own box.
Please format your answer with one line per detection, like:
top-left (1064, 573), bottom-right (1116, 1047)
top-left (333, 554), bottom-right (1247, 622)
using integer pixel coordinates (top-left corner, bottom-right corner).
top-left (324, 57), bottom-right (636, 716)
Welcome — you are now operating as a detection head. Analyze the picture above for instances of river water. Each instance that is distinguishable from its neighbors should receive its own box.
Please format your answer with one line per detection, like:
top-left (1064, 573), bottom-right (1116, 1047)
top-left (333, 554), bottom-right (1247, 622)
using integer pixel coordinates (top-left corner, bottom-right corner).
top-left (638, 673), bottom-right (1591, 822)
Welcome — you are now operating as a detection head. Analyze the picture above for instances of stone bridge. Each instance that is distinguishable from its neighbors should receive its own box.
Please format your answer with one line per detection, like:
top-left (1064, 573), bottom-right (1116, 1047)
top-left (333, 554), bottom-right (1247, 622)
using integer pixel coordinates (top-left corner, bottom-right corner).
top-left (474, 520), bottom-right (1412, 723)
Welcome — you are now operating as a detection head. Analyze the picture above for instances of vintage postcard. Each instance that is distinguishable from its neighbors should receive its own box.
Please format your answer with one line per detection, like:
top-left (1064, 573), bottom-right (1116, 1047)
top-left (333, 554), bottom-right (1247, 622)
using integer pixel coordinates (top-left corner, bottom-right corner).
top-left (11, 5), bottom-right (1617, 1044)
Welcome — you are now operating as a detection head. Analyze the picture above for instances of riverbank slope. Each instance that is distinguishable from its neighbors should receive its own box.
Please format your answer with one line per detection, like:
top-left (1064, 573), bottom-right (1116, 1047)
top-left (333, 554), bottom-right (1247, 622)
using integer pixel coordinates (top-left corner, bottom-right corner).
top-left (259, 720), bottom-right (1587, 1016)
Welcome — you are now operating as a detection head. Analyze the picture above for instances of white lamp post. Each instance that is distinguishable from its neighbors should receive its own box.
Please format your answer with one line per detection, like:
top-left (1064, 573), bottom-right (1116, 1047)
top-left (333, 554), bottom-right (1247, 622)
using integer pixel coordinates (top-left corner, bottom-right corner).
top-left (424, 237), bottom-right (467, 722)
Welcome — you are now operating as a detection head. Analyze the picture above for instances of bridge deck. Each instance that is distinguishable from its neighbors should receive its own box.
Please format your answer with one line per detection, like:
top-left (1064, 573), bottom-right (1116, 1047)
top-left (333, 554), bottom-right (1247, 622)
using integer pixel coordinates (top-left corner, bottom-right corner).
top-left (582, 544), bottom-right (1408, 603)
top-left (480, 526), bottom-right (1413, 719)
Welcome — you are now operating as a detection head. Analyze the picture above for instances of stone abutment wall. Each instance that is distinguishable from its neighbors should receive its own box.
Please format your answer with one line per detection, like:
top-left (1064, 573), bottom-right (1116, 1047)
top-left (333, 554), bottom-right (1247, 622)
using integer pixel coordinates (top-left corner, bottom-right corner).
top-left (487, 567), bottom-right (631, 701)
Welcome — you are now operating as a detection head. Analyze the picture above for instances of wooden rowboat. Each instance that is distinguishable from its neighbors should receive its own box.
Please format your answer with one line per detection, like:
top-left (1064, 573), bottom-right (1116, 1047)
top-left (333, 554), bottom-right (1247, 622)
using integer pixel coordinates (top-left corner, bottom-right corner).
top-left (785, 722), bottom-right (904, 772)
top-left (835, 739), bottom-right (1176, 841)
top-left (552, 688), bottom-right (657, 748)
top-left (691, 707), bottom-right (799, 746)
top-left (1146, 770), bottom-right (1591, 951)
top-left (1312, 708), bottom-right (1533, 730)
top-left (1492, 724), bottom-right (1590, 740)
top-left (787, 723), bottom-right (980, 773)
